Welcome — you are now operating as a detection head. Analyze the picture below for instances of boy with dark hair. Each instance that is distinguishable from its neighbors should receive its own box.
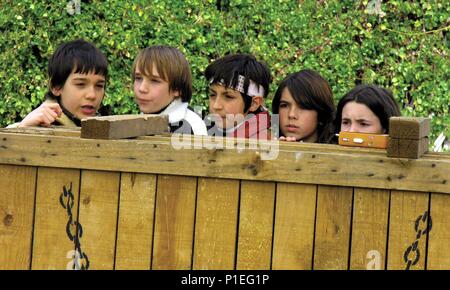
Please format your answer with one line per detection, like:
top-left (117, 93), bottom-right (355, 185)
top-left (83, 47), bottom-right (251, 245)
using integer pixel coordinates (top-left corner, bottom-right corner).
top-left (272, 69), bottom-right (336, 143)
top-left (205, 53), bottom-right (272, 139)
top-left (10, 39), bottom-right (108, 128)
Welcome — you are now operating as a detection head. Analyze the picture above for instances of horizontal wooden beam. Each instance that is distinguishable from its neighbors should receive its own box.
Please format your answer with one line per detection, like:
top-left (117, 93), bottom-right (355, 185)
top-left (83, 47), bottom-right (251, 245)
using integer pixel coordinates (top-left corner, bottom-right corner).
top-left (0, 131), bottom-right (449, 194)
top-left (2, 127), bottom-right (448, 160)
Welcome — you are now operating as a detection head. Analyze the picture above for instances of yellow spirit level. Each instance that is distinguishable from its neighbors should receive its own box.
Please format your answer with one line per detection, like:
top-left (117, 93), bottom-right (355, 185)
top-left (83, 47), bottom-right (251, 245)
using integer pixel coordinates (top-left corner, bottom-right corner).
top-left (338, 131), bottom-right (389, 149)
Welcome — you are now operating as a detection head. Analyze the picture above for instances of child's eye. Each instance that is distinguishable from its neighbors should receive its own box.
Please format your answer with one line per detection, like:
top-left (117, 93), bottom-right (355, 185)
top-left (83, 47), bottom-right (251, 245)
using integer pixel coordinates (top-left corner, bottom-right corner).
top-left (134, 76), bottom-right (142, 81)
top-left (96, 84), bottom-right (105, 89)
top-left (279, 103), bottom-right (288, 108)
top-left (225, 94), bottom-right (234, 100)
top-left (75, 83), bottom-right (85, 87)
top-left (342, 120), bottom-right (349, 125)
top-left (151, 79), bottom-right (161, 84)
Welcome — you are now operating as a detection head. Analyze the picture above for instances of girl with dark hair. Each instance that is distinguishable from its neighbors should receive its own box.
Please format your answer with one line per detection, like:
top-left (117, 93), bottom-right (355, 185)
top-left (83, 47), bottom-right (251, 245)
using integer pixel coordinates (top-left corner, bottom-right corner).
top-left (205, 53), bottom-right (272, 139)
top-left (272, 69), bottom-right (336, 143)
top-left (335, 84), bottom-right (401, 134)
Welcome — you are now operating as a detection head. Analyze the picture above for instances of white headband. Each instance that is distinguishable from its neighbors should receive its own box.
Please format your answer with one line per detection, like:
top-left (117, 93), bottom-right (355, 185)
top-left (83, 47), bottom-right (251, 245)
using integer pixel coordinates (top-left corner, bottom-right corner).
top-left (210, 75), bottom-right (265, 97)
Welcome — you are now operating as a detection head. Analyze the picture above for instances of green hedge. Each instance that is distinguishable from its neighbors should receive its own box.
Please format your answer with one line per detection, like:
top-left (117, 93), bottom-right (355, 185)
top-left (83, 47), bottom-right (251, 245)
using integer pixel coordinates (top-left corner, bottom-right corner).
top-left (1, 0), bottom-right (448, 144)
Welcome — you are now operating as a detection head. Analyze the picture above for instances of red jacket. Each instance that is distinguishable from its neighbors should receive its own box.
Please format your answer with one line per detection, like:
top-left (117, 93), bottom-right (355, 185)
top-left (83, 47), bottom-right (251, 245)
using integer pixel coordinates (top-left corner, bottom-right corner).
top-left (230, 111), bottom-right (271, 140)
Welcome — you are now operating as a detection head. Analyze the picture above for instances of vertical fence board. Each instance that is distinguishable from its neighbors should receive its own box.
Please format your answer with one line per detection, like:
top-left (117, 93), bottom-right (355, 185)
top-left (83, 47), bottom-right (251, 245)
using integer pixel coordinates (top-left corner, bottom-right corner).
top-left (193, 178), bottom-right (240, 270)
top-left (32, 167), bottom-right (80, 270)
top-left (0, 164), bottom-right (37, 270)
top-left (350, 188), bottom-right (389, 270)
top-left (313, 185), bottom-right (353, 270)
top-left (115, 173), bottom-right (156, 270)
top-left (152, 175), bottom-right (197, 269)
top-left (236, 181), bottom-right (276, 270)
top-left (77, 170), bottom-right (121, 270)
top-left (427, 193), bottom-right (450, 270)
top-left (272, 183), bottom-right (316, 270)
top-left (387, 190), bottom-right (429, 270)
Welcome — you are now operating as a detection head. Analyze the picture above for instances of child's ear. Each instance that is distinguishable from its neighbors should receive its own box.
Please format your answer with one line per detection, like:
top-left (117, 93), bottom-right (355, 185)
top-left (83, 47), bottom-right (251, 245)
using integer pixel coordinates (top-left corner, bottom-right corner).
top-left (172, 90), bottom-right (180, 98)
top-left (51, 87), bottom-right (62, 97)
top-left (248, 96), bottom-right (263, 112)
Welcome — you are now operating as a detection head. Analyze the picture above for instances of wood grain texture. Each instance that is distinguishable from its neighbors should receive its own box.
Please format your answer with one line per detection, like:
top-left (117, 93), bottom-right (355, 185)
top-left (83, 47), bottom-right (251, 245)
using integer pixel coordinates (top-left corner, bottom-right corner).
top-left (115, 173), bottom-right (156, 269)
top-left (1, 132), bottom-right (448, 194)
top-left (151, 175), bottom-right (197, 269)
top-left (313, 185), bottom-right (353, 270)
top-left (387, 190), bottom-right (429, 270)
top-left (350, 188), bottom-right (390, 270)
top-left (193, 178), bottom-right (240, 270)
top-left (77, 170), bottom-right (121, 270)
top-left (427, 193), bottom-right (450, 269)
top-left (0, 164), bottom-right (37, 270)
top-left (236, 181), bottom-right (276, 270)
top-left (272, 183), bottom-right (317, 270)
top-left (81, 114), bottom-right (169, 139)
top-left (31, 167), bottom-right (81, 270)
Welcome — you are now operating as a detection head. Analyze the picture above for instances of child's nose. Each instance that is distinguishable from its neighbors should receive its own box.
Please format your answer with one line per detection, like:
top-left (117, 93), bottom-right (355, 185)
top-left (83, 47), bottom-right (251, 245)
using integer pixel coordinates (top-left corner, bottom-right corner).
top-left (288, 107), bottom-right (297, 119)
top-left (349, 124), bottom-right (358, 133)
top-left (212, 98), bottom-right (223, 110)
top-left (138, 80), bottom-right (149, 93)
top-left (85, 86), bottom-right (97, 99)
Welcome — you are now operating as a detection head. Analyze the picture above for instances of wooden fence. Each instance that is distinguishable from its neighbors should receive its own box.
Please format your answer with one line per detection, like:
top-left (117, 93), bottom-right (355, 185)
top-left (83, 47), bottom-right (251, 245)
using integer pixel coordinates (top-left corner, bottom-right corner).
top-left (0, 127), bottom-right (448, 270)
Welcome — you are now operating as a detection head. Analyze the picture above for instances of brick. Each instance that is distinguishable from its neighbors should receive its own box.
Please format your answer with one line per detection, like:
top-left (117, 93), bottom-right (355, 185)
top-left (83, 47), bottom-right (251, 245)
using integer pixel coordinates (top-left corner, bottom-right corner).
top-left (81, 114), bottom-right (169, 139)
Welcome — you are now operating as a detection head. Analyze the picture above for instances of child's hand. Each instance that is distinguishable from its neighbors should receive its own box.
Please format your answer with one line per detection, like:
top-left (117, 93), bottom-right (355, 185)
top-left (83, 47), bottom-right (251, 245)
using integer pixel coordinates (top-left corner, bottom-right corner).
top-left (19, 102), bottom-right (63, 127)
top-left (279, 136), bottom-right (298, 142)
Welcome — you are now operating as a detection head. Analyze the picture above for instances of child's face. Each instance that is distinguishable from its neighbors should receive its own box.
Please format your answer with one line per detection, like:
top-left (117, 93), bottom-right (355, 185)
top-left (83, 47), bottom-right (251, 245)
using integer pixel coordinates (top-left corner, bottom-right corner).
top-left (279, 88), bottom-right (318, 142)
top-left (341, 101), bottom-right (384, 134)
top-left (209, 83), bottom-right (246, 129)
top-left (52, 71), bottom-right (105, 120)
top-left (134, 65), bottom-right (179, 114)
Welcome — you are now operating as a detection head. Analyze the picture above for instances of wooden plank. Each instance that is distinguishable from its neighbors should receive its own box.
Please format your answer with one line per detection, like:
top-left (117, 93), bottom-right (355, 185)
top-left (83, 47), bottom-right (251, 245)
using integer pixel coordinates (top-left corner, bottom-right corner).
top-left (151, 175), bottom-right (197, 269)
top-left (81, 114), bottom-right (169, 139)
top-left (77, 170), bottom-right (121, 270)
top-left (141, 135), bottom-right (449, 161)
top-left (427, 193), bottom-right (450, 269)
top-left (0, 164), bottom-right (36, 270)
top-left (387, 190), bottom-right (429, 270)
top-left (272, 183), bottom-right (317, 270)
top-left (0, 128), bottom-right (417, 155)
top-left (236, 180), bottom-right (276, 270)
top-left (193, 178), bottom-right (240, 270)
top-left (350, 188), bottom-right (390, 270)
top-left (1, 126), bottom-right (80, 137)
top-left (313, 185), bottom-right (353, 270)
top-left (2, 129), bottom-right (449, 161)
top-left (115, 173), bottom-right (156, 270)
top-left (1, 132), bottom-right (449, 194)
top-left (31, 167), bottom-right (81, 270)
